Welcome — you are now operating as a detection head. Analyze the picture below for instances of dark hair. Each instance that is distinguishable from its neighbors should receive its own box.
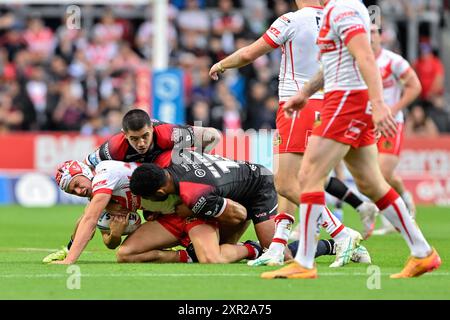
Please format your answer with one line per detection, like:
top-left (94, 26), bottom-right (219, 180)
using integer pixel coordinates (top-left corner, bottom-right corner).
top-left (122, 109), bottom-right (151, 132)
top-left (130, 163), bottom-right (167, 198)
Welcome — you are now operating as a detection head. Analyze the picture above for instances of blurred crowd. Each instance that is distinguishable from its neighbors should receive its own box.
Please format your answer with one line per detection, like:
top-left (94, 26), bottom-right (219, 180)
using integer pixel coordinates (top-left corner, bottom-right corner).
top-left (0, 0), bottom-right (449, 137)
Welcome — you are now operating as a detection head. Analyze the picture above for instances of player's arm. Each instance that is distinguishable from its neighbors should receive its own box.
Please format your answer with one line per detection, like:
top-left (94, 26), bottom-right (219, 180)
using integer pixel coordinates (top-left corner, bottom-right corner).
top-left (190, 194), bottom-right (247, 224)
top-left (192, 126), bottom-right (221, 153)
top-left (209, 37), bottom-right (274, 80)
top-left (347, 33), bottom-right (397, 137)
top-left (391, 69), bottom-right (422, 116)
top-left (52, 193), bottom-right (111, 264)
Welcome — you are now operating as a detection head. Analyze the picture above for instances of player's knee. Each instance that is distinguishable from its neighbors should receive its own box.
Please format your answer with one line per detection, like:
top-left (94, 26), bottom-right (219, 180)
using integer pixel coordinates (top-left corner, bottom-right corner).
top-left (197, 252), bottom-right (223, 264)
top-left (116, 246), bottom-right (134, 263)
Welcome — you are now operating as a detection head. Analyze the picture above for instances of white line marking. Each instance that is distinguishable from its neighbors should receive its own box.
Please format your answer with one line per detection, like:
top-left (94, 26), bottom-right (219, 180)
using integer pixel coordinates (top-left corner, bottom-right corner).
top-left (0, 248), bottom-right (94, 254)
top-left (0, 272), bottom-right (449, 278)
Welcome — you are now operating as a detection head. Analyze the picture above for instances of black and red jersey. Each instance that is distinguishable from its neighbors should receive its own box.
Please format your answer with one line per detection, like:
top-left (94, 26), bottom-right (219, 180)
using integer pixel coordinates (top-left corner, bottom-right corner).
top-left (85, 119), bottom-right (195, 167)
top-left (167, 150), bottom-right (274, 219)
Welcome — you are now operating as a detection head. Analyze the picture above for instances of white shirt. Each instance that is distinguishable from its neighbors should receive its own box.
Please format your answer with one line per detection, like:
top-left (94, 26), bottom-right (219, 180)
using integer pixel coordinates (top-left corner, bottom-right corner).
top-left (376, 48), bottom-right (411, 123)
top-left (263, 6), bottom-right (324, 101)
top-left (318, 0), bottom-right (371, 93)
top-left (92, 160), bottom-right (180, 214)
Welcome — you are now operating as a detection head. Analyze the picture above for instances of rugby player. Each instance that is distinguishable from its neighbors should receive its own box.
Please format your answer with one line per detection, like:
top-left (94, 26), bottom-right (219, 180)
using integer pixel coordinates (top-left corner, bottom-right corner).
top-left (209, 0), bottom-right (376, 267)
top-left (263, 0), bottom-right (440, 279)
top-left (370, 23), bottom-right (421, 235)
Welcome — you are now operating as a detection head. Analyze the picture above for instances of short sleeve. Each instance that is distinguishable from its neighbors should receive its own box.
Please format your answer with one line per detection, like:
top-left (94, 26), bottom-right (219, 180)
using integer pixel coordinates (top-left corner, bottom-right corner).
top-left (92, 164), bottom-right (121, 196)
top-left (191, 194), bottom-right (227, 218)
top-left (263, 13), bottom-right (296, 48)
top-left (331, 5), bottom-right (367, 45)
top-left (391, 54), bottom-right (412, 80)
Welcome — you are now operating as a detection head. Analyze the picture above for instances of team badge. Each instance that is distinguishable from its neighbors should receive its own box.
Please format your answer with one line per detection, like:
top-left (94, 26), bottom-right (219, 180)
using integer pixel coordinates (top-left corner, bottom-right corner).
top-left (273, 132), bottom-right (282, 147)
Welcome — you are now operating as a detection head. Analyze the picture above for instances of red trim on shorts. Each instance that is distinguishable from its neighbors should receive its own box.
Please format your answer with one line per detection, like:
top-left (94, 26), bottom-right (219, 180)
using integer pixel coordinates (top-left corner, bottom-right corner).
top-left (185, 218), bottom-right (218, 234)
top-left (262, 33), bottom-right (279, 49)
top-left (344, 28), bottom-right (367, 45)
top-left (375, 188), bottom-right (399, 211)
top-left (301, 192), bottom-right (325, 205)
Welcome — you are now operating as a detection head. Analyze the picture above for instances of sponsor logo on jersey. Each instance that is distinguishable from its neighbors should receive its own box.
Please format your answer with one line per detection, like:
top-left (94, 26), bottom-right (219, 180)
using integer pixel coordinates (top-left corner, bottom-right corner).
top-left (334, 10), bottom-right (356, 23)
top-left (195, 169), bottom-right (206, 178)
top-left (268, 26), bottom-right (281, 37)
top-left (317, 38), bottom-right (337, 53)
top-left (280, 15), bottom-right (291, 23)
top-left (104, 142), bottom-right (112, 160)
top-left (192, 196), bottom-right (207, 214)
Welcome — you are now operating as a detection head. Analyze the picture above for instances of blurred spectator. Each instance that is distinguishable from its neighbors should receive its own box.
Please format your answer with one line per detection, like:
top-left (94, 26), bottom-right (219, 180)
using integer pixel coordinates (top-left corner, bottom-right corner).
top-left (52, 82), bottom-right (86, 131)
top-left (177, 0), bottom-right (210, 51)
top-left (93, 9), bottom-right (125, 43)
top-left (413, 42), bottom-right (445, 103)
top-left (23, 17), bottom-right (56, 63)
top-left (405, 104), bottom-right (440, 137)
top-left (188, 99), bottom-right (212, 127)
top-left (135, 6), bottom-right (178, 60)
top-left (426, 96), bottom-right (450, 133)
top-left (25, 65), bottom-right (48, 129)
top-left (212, 0), bottom-right (245, 53)
top-left (0, 93), bottom-right (24, 131)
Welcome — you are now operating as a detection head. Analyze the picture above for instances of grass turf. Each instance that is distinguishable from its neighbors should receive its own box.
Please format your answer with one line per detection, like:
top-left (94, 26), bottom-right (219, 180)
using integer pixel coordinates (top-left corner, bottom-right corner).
top-left (0, 205), bottom-right (449, 300)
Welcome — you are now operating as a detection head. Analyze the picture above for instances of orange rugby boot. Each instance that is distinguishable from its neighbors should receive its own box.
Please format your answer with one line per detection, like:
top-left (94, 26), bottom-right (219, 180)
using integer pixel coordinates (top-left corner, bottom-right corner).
top-left (390, 248), bottom-right (441, 279)
top-left (261, 261), bottom-right (317, 279)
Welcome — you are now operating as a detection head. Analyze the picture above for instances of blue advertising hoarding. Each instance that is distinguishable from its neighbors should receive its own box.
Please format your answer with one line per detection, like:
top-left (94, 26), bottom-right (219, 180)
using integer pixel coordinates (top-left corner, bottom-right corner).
top-left (152, 68), bottom-right (185, 125)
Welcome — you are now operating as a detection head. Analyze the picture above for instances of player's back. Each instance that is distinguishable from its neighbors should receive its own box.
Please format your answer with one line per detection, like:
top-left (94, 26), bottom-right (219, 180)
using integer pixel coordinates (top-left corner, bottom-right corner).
top-left (264, 7), bottom-right (324, 101)
top-left (169, 150), bottom-right (271, 202)
top-left (318, 0), bottom-right (371, 92)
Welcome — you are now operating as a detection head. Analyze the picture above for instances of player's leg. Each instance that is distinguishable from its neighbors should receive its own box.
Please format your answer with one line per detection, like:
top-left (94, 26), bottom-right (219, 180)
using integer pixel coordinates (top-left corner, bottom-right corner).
top-left (188, 223), bottom-right (256, 263)
top-left (218, 220), bottom-right (251, 244)
top-left (262, 136), bottom-right (360, 279)
top-left (345, 145), bottom-right (440, 277)
top-left (116, 218), bottom-right (181, 263)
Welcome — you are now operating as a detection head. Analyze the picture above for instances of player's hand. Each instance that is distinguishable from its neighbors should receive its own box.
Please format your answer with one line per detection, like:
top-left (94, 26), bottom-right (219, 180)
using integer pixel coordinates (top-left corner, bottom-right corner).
top-left (143, 210), bottom-right (161, 221)
top-left (51, 259), bottom-right (74, 265)
top-left (283, 91), bottom-right (309, 118)
top-left (109, 213), bottom-right (129, 236)
top-left (209, 63), bottom-right (224, 81)
top-left (175, 203), bottom-right (194, 218)
top-left (372, 101), bottom-right (398, 138)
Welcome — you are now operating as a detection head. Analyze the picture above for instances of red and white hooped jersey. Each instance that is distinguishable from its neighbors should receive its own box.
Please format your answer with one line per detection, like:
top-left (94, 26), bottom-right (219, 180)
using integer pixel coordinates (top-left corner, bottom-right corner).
top-left (92, 160), bottom-right (141, 212)
top-left (263, 6), bottom-right (324, 101)
top-left (318, 0), bottom-right (371, 93)
top-left (376, 48), bottom-right (411, 123)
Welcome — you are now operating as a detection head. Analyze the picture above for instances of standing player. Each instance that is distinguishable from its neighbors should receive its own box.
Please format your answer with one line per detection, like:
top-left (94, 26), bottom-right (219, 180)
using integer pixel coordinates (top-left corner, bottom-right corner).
top-left (370, 24), bottom-right (422, 235)
top-left (264, 0), bottom-right (440, 279)
top-left (43, 108), bottom-right (222, 262)
top-left (209, 0), bottom-right (377, 266)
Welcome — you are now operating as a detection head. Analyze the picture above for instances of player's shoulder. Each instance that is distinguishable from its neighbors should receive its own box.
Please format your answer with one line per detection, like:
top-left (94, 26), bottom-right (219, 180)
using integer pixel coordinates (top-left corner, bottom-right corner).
top-left (275, 11), bottom-right (297, 26)
top-left (383, 49), bottom-right (408, 63)
top-left (95, 160), bottom-right (136, 174)
top-left (105, 132), bottom-right (128, 150)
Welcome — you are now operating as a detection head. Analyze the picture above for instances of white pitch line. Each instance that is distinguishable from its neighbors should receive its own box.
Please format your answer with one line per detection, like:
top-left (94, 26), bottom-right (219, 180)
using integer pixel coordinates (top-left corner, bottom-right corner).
top-left (0, 272), bottom-right (449, 278)
top-left (0, 248), bottom-right (94, 254)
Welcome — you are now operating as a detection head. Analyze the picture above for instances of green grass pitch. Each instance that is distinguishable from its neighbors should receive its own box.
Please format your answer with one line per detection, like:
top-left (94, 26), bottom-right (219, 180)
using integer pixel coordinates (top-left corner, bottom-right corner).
top-left (0, 205), bottom-right (449, 300)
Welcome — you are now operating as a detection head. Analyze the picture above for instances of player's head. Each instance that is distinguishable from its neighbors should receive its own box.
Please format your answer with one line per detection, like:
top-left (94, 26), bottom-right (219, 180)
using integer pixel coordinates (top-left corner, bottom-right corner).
top-left (370, 23), bottom-right (382, 53)
top-left (122, 109), bottom-right (153, 155)
top-left (130, 163), bottom-right (170, 201)
top-left (55, 160), bottom-right (94, 197)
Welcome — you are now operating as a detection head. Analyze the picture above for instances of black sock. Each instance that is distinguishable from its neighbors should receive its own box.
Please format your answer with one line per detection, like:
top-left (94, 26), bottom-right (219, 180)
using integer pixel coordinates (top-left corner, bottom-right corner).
top-left (287, 239), bottom-right (336, 258)
top-left (67, 238), bottom-right (73, 250)
top-left (325, 177), bottom-right (363, 209)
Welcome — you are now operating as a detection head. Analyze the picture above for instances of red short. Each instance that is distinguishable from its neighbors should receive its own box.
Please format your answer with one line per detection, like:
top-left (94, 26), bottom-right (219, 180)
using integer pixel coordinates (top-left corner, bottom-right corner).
top-left (313, 90), bottom-right (376, 148)
top-left (157, 214), bottom-right (218, 248)
top-left (377, 123), bottom-right (404, 156)
top-left (274, 99), bottom-right (323, 154)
